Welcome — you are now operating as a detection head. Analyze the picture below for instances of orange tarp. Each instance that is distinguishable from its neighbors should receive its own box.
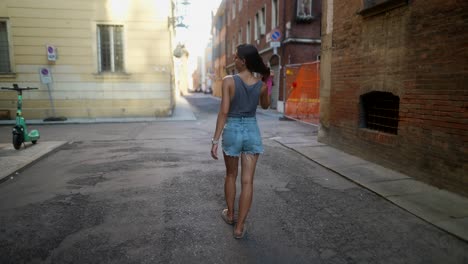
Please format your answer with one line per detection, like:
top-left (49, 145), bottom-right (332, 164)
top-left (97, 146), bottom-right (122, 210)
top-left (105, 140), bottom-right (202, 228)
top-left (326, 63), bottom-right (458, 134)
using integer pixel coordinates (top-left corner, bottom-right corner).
top-left (285, 61), bottom-right (320, 124)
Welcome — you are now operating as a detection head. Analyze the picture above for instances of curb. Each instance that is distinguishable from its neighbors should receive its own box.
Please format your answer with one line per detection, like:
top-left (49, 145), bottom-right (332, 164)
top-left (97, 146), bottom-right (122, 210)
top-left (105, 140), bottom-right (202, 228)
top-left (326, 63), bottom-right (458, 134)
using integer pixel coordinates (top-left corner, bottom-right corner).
top-left (274, 140), bottom-right (468, 243)
top-left (0, 141), bottom-right (68, 184)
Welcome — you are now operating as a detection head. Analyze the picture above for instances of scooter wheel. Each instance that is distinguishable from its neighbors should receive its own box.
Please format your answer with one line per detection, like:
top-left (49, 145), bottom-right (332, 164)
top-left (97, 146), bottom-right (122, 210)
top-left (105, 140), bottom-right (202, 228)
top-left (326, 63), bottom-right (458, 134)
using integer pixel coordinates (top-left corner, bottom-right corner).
top-left (32, 140), bottom-right (37, 144)
top-left (13, 133), bottom-right (23, 150)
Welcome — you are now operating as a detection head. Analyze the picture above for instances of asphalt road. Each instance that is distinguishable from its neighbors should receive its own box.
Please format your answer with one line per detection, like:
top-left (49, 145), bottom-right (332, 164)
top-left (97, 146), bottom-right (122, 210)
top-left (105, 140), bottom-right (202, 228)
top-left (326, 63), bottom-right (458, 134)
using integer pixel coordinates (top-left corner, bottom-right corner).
top-left (0, 94), bottom-right (467, 264)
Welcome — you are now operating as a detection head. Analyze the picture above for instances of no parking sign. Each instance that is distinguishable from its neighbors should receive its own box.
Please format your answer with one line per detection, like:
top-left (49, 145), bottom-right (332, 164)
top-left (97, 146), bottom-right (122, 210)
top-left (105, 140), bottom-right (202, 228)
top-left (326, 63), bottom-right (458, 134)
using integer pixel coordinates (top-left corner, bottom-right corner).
top-left (271, 29), bottom-right (282, 41)
top-left (39, 68), bottom-right (52, 84)
top-left (46, 44), bottom-right (57, 61)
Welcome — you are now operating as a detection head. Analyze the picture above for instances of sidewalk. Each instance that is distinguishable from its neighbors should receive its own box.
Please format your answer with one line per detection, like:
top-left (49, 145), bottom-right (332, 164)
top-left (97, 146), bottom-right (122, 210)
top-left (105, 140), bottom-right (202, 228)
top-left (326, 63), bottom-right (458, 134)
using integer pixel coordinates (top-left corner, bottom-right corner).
top-left (0, 95), bottom-right (466, 243)
top-left (0, 141), bottom-right (67, 183)
top-left (0, 95), bottom-right (196, 126)
top-left (273, 135), bottom-right (468, 243)
top-left (254, 97), bottom-right (468, 242)
top-left (0, 95), bottom-right (196, 183)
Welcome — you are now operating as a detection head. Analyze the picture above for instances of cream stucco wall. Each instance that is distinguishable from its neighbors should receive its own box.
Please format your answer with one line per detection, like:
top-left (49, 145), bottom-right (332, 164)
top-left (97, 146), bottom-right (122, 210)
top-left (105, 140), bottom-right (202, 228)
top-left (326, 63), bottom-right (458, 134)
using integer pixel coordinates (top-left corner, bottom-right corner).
top-left (0, 0), bottom-right (175, 119)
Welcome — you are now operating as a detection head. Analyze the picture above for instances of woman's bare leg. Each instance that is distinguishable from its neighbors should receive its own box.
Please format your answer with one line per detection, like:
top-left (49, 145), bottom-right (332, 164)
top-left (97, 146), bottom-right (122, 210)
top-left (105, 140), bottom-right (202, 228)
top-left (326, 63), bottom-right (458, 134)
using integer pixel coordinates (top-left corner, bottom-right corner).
top-left (223, 152), bottom-right (239, 221)
top-left (235, 153), bottom-right (259, 235)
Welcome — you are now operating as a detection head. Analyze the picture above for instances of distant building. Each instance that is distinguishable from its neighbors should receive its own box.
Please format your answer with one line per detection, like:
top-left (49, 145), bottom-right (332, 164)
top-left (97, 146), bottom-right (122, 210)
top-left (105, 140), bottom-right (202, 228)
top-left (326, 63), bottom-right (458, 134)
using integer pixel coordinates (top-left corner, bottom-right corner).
top-left (211, 0), bottom-right (227, 98)
top-left (319, 0), bottom-right (468, 196)
top-left (204, 40), bottom-right (213, 93)
top-left (223, 0), bottom-right (322, 110)
top-left (0, 0), bottom-right (176, 119)
top-left (192, 56), bottom-right (202, 92)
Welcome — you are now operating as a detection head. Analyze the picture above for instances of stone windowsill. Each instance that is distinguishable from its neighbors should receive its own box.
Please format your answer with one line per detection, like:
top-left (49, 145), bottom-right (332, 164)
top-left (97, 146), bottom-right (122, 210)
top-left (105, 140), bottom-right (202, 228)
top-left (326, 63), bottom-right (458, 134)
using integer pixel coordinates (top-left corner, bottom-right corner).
top-left (0, 73), bottom-right (17, 78)
top-left (93, 72), bottom-right (132, 80)
top-left (358, 128), bottom-right (398, 146)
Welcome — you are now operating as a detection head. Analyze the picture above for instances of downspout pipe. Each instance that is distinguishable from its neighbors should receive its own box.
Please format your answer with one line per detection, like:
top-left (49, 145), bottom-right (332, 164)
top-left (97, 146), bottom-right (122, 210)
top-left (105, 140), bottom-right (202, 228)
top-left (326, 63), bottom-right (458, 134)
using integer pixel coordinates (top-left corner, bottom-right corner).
top-left (280, 0), bottom-right (288, 120)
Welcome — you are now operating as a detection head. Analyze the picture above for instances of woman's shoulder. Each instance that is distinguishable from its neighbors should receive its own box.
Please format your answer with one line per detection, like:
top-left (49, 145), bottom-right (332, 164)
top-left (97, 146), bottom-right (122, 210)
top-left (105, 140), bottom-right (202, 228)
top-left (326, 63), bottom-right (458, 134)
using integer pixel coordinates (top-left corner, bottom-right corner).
top-left (222, 75), bottom-right (236, 81)
top-left (221, 75), bottom-right (236, 88)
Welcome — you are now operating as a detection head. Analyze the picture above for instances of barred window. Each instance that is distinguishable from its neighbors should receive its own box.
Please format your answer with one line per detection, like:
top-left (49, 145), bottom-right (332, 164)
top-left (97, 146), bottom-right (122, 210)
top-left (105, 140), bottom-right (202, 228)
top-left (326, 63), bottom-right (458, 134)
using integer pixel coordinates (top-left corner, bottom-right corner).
top-left (0, 21), bottom-right (11, 73)
top-left (363, 0), bottom-right (403, 9)
top-left (359, 0), bottom-right (408, 17)
top-left (97, 25), bottom-right (124, 73)
top-left (359, 91), bottom-right (400, 135)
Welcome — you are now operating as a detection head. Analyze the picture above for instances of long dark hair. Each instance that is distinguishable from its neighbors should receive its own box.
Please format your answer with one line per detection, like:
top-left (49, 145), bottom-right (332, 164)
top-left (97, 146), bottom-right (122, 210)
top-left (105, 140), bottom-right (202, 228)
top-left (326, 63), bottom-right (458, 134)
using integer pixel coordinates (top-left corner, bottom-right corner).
top-left (237, 44), bottom-right (270, 77)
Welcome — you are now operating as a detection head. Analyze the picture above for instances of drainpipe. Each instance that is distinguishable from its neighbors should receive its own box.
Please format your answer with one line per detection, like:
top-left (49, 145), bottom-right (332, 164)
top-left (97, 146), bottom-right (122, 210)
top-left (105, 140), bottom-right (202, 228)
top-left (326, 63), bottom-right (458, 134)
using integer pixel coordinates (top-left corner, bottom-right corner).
top-left (280, 0), bottom-right (287, 120)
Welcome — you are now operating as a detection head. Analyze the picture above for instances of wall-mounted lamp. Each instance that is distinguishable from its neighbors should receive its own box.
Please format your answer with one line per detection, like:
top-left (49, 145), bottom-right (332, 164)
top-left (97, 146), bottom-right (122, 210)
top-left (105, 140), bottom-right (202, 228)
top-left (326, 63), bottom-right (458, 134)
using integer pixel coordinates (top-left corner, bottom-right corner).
top-left (168, 16), bottom-right (188, 28)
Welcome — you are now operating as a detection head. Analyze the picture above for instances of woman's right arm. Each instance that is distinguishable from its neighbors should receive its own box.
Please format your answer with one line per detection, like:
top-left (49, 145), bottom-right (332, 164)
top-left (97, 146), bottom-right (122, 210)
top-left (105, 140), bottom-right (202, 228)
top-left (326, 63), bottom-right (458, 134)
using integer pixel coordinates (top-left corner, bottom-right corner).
top-left (260, 76), bottom-right (271, 109)
top-left (211, 76), bottom-right (233, 160)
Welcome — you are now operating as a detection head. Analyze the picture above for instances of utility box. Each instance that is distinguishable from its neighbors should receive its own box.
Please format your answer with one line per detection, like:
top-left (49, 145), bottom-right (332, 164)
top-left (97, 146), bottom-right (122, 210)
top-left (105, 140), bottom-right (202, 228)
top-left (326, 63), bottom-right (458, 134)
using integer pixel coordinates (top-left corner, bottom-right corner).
top-left (0, 110), bottom-right (10, 120)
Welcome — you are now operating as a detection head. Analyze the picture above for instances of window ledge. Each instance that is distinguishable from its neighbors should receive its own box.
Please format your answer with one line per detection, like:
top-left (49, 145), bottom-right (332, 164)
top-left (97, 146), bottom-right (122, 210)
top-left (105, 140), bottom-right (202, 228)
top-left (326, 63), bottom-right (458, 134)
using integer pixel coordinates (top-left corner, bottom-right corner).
top-left (0, 73), bottom-right (17, 78)
top-left (295, 15), bottom-right (315, 23)
top-left (358, 128), bottom-right (398, 146)
top-left (93, 72), bottom-right (131, 80)
top-left (358, 0), bottom-right (408, 18)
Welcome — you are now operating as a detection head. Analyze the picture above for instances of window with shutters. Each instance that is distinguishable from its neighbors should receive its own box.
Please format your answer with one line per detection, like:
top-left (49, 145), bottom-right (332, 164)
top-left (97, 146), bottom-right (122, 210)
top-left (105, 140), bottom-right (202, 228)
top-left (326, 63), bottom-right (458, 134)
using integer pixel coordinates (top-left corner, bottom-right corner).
top-left (232, 0), bottom-right (236, 19)
top-left (0, 20), bottom-right (12, 73)
top-left (97, 25), bottom-right (124, 73)
top-left (272, 0), bottom-right (279, 29)
top-left (255, 12), bottom-right (260, 40)
top-left (246, 21), bottom-right (251, 44)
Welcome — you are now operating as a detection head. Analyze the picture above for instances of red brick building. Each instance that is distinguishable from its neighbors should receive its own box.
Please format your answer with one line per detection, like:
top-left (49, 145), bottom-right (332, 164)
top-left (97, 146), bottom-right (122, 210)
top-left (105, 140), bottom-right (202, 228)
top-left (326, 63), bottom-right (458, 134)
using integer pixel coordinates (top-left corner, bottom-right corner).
top-left (217, 0), bottom-right (322, 110)
top-left (211, 0), bottom-right (227, 97)
top-left (319, 0), bottom-right (468, 196)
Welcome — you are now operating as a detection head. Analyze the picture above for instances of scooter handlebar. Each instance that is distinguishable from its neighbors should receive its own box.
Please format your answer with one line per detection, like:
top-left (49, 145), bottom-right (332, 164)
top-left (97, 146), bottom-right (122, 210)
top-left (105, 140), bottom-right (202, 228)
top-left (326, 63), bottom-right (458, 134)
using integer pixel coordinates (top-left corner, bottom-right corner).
top-left (1, 87), bottom-right (38, 91)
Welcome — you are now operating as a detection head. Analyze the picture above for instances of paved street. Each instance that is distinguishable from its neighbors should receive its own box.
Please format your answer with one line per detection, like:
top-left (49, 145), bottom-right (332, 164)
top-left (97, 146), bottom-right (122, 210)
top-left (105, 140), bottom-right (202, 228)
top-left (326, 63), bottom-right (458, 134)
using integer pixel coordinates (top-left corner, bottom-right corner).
top-left (0, 94), bottom-right (467, 264)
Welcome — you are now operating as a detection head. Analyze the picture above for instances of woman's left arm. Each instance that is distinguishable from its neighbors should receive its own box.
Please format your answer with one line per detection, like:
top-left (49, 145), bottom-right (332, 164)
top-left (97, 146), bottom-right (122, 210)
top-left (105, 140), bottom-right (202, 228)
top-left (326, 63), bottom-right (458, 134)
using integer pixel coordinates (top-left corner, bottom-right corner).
top-left (211, 77), bottom-right (232, 160)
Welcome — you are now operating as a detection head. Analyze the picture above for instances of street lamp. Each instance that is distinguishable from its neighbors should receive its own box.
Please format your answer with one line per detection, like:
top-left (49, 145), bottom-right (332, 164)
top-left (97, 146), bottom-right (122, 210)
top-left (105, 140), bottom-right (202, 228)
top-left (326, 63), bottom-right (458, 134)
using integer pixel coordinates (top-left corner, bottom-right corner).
top-left (177, 0), bottom-right (190, 28)
top-left (168, 16), bottom-right (188, 28)
top-left (168, 0), bottom-right (191, 29)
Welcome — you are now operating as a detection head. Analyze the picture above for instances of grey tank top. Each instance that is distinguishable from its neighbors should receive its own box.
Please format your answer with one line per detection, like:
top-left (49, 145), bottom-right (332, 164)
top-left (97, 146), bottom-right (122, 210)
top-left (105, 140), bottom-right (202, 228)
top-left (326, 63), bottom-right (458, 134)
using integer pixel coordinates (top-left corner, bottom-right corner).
top-left (228, 74), bottom-right (263, 118)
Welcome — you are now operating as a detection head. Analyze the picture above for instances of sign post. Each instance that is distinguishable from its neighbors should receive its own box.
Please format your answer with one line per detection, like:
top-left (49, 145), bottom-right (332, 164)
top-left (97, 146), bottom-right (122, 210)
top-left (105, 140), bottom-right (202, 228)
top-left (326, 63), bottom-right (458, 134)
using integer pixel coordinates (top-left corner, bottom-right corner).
top-left (39, 68), bottom-right (56, 117)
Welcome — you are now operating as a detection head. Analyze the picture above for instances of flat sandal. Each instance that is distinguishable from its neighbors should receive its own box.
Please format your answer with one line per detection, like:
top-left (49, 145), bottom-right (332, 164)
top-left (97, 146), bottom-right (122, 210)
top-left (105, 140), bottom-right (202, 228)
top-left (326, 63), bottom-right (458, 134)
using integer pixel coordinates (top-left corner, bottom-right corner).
top-left (221, 209), bottom-right (236, 225)
top-left (233, 224), bottom-right (246, 239)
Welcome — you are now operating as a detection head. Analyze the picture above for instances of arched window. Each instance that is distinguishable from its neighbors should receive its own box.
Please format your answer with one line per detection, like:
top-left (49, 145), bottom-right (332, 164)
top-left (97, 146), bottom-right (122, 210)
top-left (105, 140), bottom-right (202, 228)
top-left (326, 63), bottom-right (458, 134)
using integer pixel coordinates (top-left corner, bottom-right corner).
top-left (359, 91), bottom-right (400, 135)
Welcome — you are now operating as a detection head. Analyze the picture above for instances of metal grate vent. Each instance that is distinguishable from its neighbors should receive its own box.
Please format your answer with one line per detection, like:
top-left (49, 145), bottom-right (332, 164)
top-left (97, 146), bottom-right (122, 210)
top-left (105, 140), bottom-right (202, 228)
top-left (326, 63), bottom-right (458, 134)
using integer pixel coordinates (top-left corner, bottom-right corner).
top-left (360, 91), bottom-right (400, 135)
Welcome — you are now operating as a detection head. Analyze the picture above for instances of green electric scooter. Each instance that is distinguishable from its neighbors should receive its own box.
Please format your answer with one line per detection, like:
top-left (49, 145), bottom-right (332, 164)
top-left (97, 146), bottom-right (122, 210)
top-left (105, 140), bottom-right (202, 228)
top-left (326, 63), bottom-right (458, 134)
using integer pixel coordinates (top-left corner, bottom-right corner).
top-left (1, 84), bottom-right (40, 150)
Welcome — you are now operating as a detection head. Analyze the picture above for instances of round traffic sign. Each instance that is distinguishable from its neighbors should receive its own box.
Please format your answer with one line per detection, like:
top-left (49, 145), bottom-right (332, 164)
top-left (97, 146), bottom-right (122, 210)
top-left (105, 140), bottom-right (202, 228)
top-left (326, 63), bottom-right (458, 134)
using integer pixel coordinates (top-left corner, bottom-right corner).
top-left (271, 30), bottom-right (281, 41)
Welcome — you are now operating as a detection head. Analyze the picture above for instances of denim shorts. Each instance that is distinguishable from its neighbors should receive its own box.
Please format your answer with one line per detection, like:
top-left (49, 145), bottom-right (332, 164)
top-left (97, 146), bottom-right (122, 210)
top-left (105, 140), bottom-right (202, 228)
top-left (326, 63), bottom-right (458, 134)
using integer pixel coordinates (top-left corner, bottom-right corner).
top-left (222, 117), bottom-right (264, 157)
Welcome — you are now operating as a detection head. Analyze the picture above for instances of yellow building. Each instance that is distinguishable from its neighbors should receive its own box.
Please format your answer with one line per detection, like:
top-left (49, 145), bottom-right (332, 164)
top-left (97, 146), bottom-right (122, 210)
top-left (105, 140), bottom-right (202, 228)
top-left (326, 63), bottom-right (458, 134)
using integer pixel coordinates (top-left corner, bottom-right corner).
top-left (0, 0), bottom-right (176, 119)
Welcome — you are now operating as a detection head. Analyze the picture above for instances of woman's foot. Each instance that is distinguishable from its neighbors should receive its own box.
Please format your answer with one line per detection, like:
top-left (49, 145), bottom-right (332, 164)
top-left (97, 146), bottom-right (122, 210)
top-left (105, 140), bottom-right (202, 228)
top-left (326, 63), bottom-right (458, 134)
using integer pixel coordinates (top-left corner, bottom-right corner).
top-left (233, 223), bottom-right (246, 239)
top-left (221, 209), bottom-right (236, 225)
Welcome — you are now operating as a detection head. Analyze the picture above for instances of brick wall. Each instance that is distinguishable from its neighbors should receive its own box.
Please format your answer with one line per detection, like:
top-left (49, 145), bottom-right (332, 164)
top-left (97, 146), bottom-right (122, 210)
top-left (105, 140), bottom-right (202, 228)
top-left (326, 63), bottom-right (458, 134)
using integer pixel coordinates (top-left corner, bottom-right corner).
top-left (326, 0), bottom-right (468, 196)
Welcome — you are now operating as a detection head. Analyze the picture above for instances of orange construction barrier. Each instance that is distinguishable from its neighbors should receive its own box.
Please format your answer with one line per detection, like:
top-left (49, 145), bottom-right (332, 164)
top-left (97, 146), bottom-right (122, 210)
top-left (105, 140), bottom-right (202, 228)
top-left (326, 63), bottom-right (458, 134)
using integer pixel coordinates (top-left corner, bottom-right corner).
top-left (285, 61), bottom-right (320, 124)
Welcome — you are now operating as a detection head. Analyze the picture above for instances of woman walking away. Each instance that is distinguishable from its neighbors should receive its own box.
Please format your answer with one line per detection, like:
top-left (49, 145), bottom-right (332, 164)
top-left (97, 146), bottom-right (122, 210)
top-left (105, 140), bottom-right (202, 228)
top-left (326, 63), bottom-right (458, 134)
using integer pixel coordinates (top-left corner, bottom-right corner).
top-left (210, 44), bottom-right (272, 239)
